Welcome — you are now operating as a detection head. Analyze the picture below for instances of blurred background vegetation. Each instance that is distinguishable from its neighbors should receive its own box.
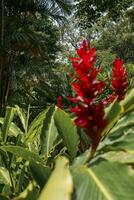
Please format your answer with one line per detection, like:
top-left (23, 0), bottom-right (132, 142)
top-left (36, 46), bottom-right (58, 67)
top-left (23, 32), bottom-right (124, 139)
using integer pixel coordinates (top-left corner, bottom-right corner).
top-left (0, 0), bottom-right (134, 114)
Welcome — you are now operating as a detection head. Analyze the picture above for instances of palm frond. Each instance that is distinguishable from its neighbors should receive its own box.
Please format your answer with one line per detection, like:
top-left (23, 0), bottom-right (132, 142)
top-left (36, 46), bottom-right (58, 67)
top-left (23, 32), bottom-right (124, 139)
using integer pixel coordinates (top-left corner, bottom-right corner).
top-left (53, 0), bottom-right (73, 15)
top-left (11, 28), bottom-right (43, 56)
top-left (6, 0), bottom-right (73, 24)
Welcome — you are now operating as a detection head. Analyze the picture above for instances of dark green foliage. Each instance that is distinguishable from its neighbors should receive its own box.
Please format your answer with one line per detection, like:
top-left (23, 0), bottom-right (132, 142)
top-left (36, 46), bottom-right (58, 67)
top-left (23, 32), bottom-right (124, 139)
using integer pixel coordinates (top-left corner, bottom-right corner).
top-left (0, 0), bottom-right (73, 109)
top-left (90, 13), bottom-right (134, 63)
top-left (76, 0), bottom-right (134, 27)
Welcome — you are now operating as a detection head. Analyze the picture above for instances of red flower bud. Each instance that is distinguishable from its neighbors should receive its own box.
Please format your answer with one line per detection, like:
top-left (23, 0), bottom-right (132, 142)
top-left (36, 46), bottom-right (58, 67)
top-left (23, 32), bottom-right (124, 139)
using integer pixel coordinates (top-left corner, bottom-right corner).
top-left (112, 58), bottom-right (128, 101)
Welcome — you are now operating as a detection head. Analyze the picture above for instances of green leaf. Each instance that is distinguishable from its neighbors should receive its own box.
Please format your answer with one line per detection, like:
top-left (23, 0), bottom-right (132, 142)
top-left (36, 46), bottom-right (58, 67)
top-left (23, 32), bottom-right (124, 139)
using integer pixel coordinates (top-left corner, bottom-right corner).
top-left (30, 161), bottom-right (51, 189)
top-left (16, 166), bottom-right (26, 194)
top-left (72, 150), bottom-right (90, 167)
top-left (54, 108), bottom-right (79, 159)
top-left (1, 184), bottom-right (11, 197)
top-left (103, 151), bottom-right (134, 164)
top-left (0, 146), bottom-right (42, 164)
top-left (40, 106), bottom-right (59, 158)
top-left (38, 156), bottom-right (73, 200)
top-left (72, 161), bottom-right (134, 200)
top-left (98, 127), bottom-right (134, 154)
top-left (1, 107), bottom-right (15, 142)
top-left (0, 196), bottom-right (9, 200)
top-left (120, 89), bottom-right (134, 112)
top-left (102, 100), bottom-right (122, 137)
top-left (109, 111), bottom-right (134, 136)
top-left (27, 109), bottom-right (48, 138)
top-left (0, 118), bottom-right (23, 137)
top-left (25, 109), bottom-right (48, 145)
top-left (13, 181), bottom-right (39, 200)
top-left (0, 167), bottom-right (11, 186)
top-left (15, 105), bottom-right (27, 132)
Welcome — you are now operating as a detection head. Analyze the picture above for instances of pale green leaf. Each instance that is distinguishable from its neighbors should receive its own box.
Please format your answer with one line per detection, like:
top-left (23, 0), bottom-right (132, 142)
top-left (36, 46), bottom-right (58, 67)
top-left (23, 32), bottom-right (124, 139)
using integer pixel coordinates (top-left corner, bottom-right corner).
top-left (120, 89), bottom-right (134, 112)
top-left (72, 161), bottom-right (134, 200)
top-left (13, 181), bottom-right (39, 200)
top-left (109, 111), bottom-right (134, 136)
top-left (103, 151), bottom-right (134, 164)
top-left (0, 167), bottom-right (11, 186)
top-left (38, 157), bottom-right (73, 200)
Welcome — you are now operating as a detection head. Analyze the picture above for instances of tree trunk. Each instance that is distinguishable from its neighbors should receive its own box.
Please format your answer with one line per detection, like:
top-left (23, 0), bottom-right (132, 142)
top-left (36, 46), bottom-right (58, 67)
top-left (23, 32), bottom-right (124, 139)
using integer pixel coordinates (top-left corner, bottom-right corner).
top-left (0, 0), bottom-right (11, 109)
top-left (0, 0), bottom-right (5, 108)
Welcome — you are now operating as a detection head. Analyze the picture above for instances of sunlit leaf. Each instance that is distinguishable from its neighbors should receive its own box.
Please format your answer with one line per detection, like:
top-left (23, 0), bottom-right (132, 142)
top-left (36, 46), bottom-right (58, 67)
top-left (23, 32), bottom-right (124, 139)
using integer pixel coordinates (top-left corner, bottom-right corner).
top-left (13, 181), bottom-right (39, 200)
top-left (72, 161), bottom-right (134, 200)
top-left (1, 107), bottom-right (15, 142)
top-left (0, 167), bottom-right (11, 186)
top-left (0, 118), bottom-right (23, 137)
top-left (0, 146), bottom-right (42, 164)
top-left (38, 156), bottom-right (73, 200)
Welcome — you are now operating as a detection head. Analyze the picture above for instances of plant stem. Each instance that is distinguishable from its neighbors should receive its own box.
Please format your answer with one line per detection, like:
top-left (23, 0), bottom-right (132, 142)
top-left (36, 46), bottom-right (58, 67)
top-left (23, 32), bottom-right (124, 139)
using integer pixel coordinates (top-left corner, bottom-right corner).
top-left (87, 138), bottom-right (101, 163)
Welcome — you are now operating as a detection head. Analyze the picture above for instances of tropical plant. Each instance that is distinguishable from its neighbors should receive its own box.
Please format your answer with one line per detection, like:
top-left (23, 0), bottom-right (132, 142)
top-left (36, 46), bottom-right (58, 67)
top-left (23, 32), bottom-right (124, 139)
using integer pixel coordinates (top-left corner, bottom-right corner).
top-left (0, 39), bottom-right (134, 199)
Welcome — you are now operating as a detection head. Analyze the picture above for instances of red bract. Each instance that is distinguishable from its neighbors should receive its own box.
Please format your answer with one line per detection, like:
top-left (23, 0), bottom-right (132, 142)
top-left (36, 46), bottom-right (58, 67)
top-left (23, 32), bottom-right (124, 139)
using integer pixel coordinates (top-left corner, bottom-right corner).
top-left (68, 39), bottom-right (107, 145)
top-left (102, 58), bottom-right (128, 105)
top-left (112, 58), bottom-right (128, 101)
top-left (57, 96), bottom-right (63, 109)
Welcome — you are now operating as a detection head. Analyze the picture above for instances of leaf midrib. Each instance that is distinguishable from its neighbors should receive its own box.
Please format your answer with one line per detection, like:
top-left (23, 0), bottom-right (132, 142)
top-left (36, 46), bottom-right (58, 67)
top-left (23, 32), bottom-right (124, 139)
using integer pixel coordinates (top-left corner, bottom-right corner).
top-left (46, 117), bottom-right (54, 157)
top-left (87, 168), bottom-right (114, 200)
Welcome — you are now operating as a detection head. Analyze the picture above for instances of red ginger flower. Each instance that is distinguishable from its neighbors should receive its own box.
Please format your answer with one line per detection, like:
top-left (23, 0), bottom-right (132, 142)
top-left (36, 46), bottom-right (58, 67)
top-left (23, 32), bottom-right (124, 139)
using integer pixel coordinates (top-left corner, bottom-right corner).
top-left (66, 39), bottom-right (128, 149)
top-left (103, 58), bottom-right (128, 105)
top-left (68, 39), bottom-right (107, 145)
top-left (112, 58), bottom-right (128, 101)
